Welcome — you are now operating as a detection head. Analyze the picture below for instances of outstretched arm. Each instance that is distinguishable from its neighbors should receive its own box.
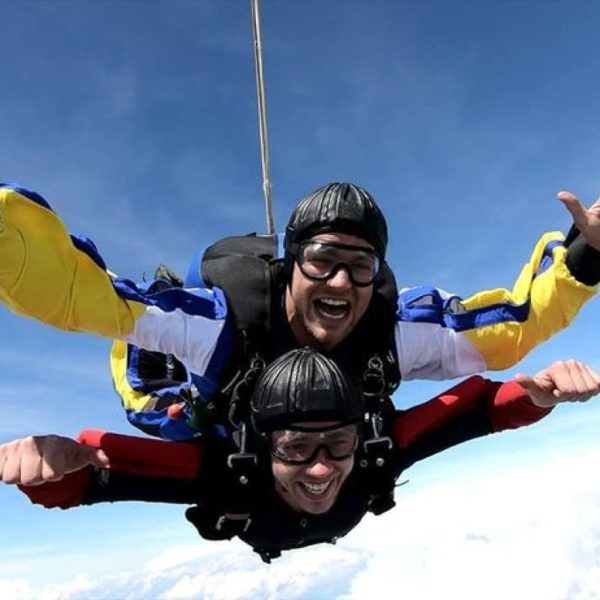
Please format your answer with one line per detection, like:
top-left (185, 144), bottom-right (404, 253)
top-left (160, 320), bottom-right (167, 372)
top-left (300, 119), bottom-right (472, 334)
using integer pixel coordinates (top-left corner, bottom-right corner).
top-left (0, 185), bottom-right (232, 377)
top-left (0, 185), bottom-right (143, 336)
top-left (397, 192), bottom-right (600, 381)
top-left (1, 430), bottom-right (203, 509)
top-left (392, 360), bottom-right (600, 467)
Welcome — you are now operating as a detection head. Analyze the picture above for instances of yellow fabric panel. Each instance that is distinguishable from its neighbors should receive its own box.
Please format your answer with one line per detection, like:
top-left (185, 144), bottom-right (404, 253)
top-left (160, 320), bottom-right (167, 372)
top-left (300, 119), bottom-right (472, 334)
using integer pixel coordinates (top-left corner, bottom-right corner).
top-left (0, 188), bottom-right (145, 336)
top-left (110, 340), bottom-right (156, 412)
top-left (463, 232), bottom-right (597, 370)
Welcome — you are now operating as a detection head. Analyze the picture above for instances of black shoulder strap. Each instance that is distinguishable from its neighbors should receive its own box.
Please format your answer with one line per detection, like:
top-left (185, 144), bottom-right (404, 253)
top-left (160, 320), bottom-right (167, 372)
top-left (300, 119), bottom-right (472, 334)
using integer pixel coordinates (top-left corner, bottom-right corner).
top-left (374, 260), bottom-right (398, 317)
top-left (351, 263), bottom-right (400, 514)
top-left (198, 234), bottom-right (281, 333)
top-left (342, 261), bottom-right (401, 396)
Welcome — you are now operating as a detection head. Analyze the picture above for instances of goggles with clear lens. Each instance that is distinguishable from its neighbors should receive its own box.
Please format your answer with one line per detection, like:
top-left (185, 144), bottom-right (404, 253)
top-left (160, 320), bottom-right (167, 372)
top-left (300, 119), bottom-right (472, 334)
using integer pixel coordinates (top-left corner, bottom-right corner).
top-left (296, 241), bottom-right (381, 287)
top-left (270, 424), bottom-right (359, 465)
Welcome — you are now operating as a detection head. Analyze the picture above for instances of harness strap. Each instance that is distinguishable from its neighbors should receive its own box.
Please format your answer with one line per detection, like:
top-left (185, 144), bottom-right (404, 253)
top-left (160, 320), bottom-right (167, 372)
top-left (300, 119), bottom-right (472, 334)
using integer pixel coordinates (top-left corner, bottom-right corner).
top-left (222, 422), bottom-right (260, 513)
top-left (359, 353), bottom-right (399, 516)
top-left (185, 506), bottom-right (252, 540)
top-left (358, 415), bottom-right (396, 515)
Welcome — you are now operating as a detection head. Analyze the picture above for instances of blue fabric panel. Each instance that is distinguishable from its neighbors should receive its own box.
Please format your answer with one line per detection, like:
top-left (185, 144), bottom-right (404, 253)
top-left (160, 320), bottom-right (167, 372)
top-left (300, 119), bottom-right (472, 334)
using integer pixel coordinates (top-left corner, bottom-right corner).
top-left (185, 248), bottom-right (207, 288)
top-left (0, 183), bottom-right (52, 210)
top-left (537, 240), bottom-right (563, 277)
top-left (111, 280), bottom-right (229, 319)
top-left (398, 285), bottom-right (532, 331)
top-left (397, 286), bottom-right (445, 324)
top-left (398, 286), bottom-right (442, 306)
top-left (70, 233), bottom-right (108, 271)
top-left (126, 345), bottom-right (144, 390)
top-left (443, 299), bottom-right (531, 332)
top-left (136, 279), bottom-right (162, 294)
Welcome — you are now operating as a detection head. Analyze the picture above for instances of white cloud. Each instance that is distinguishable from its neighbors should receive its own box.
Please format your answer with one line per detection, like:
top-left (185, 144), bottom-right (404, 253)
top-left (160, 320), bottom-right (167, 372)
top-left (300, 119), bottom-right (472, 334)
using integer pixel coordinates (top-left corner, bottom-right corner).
top-left (0, 579), bottom-right (30, 600)
top-left (153, 544), bottom-right (363, 600)
top-left (38, 575), bottom-right (96, 600)
top-left (12, 543), bottom-right (362, 600)
top-left (9, 446), bottom-right (599, 600)
top-left (340, 451), bottom-right (600, 600)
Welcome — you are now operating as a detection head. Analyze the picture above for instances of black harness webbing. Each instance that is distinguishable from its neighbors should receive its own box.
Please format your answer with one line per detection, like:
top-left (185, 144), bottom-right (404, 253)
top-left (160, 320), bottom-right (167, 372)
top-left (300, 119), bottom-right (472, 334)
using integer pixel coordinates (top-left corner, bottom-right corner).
top-left (154, 234), bottom-right (403, 552)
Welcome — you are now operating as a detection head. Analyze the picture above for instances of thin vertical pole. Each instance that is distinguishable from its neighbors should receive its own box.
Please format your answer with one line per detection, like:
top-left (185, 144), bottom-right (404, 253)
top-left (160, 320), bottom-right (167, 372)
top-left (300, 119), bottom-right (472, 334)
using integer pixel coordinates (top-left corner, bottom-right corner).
top-left (251, 0), bottom-right (275, 234)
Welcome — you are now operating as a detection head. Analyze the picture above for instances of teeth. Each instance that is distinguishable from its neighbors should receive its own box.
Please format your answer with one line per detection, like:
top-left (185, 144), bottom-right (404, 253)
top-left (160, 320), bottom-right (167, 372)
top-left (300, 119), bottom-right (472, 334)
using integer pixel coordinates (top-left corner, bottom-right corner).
top-left (301, 481), bottom-right (333, 496)
top-left (320, 298), bottom-right (349, 307)
top-left (315, 298), bottom-right (350, 320)
top-left (320, 310), bottom-right (345, 320)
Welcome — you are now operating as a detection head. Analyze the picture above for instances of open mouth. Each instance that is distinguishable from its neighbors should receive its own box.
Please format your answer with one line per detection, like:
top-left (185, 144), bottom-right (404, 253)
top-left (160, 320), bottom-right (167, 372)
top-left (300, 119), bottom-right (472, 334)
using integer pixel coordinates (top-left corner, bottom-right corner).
top-left (298, 479), bottom-right (335, 497)
top-left (314, 298), bottom-right (350, 321)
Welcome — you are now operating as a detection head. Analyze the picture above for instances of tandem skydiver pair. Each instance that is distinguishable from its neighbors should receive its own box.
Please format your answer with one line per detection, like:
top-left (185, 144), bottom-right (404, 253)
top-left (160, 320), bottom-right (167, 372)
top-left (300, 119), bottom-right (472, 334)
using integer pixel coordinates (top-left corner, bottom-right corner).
top-left (1, 181), bottom-right (600, 560)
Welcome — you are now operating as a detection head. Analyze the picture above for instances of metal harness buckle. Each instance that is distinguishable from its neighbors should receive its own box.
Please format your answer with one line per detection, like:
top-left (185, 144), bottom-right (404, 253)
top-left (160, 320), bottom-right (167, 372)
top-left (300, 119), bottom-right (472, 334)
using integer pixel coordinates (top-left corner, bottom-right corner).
top-left (228, 422), bottom-right (258, 484)
top-left (363, 414), bottom-right (392, 457)
top-left (362, 355), bottom-right (386, 398)
top-left (362, 436), bottom-right (393, 468)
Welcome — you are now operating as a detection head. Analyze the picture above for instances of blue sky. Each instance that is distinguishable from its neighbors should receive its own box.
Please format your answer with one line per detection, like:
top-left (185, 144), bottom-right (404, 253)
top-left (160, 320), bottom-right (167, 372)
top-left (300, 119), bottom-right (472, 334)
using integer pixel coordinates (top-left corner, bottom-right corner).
top-left (1, 1), bottom-right (600, 597)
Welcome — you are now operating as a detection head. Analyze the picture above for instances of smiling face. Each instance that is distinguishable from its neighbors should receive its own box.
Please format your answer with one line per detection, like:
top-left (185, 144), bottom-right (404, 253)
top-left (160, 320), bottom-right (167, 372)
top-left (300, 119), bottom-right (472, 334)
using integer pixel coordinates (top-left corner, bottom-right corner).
top-left (271, 423), bottom-right (356, 514)
top-left (285, 232), bottom-right (375, 351)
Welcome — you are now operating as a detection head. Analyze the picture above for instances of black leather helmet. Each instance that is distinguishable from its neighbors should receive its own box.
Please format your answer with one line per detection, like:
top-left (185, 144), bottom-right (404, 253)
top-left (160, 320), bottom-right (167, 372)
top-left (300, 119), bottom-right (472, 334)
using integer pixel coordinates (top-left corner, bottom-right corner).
top-left (284, 182), bottom-right (388, 260)
top-left (251, 347), bottom-right (364, 434)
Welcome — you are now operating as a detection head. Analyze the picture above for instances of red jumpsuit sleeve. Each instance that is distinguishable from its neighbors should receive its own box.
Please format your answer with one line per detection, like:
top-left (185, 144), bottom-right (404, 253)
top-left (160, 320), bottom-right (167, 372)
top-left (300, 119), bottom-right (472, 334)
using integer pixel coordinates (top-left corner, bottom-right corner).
top-left (392, 376), bottom-right (553, 450)
top-left (18, 430), bottom-right (203, 509)
top-left (488, 380), bottom-right (553, 431)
